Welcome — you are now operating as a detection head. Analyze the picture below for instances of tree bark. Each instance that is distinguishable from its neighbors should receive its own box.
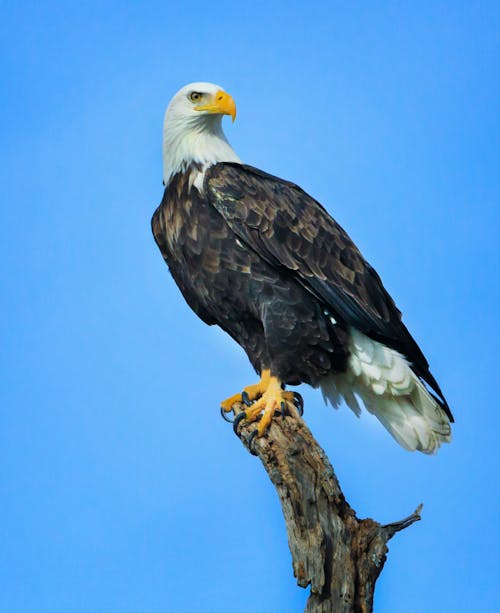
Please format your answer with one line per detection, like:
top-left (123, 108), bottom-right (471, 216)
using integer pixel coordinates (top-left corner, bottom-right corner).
top-left (230, 403), bottom-right (422, 613)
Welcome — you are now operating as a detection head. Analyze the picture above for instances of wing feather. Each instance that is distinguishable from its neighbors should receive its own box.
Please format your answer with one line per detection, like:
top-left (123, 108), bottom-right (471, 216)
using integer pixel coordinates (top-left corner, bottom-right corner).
top-left (205, 162), bottom-right (451, 416)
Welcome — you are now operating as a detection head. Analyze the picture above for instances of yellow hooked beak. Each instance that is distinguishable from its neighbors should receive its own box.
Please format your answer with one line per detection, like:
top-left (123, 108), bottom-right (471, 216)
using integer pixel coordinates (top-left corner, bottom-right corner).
top-left (195, 90), bottom-right (237, 122)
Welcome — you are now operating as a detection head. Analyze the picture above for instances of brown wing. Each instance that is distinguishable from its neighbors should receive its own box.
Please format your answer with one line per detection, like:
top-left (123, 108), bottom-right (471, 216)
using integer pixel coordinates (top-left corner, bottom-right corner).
top-left (205, 162), bottom-right (449, 409)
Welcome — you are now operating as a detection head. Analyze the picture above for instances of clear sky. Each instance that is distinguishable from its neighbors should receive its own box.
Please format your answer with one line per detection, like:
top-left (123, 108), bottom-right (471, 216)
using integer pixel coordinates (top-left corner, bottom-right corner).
top-left (1, 2), bottom-right (499, 612)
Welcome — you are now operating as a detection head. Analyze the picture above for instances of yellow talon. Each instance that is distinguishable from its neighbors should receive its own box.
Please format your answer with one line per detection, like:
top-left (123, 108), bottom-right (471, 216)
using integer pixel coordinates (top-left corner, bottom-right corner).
top-left (221, 370), bottom-right (296, 437)
top-left (220, 369), bottom-right (271, 413)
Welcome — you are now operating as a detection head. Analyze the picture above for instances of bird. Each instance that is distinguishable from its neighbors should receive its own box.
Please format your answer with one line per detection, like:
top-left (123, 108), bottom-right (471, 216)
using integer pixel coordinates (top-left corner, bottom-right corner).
top-left (151, 82), bottom-right (453, 454)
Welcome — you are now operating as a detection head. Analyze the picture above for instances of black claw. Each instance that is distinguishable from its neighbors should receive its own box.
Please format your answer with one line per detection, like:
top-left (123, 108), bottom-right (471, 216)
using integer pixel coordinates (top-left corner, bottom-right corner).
top-left (247, 429), bottom-right (259, 456)
top-left (233, 411), bottom-right (247, 435)
top-left (279, 400), bottom-right (289, 417)
top-left (241, 391), bottom-right (252, 406)
top-left (293, 393), bottom-right (304, 416)
top-left (220, 406), bottom-right (234, 423)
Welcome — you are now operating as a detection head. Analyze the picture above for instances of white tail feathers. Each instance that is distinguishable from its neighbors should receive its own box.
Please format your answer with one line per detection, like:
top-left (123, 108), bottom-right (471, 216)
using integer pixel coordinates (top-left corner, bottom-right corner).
top-left (320, 328), bottom-right (452, 454)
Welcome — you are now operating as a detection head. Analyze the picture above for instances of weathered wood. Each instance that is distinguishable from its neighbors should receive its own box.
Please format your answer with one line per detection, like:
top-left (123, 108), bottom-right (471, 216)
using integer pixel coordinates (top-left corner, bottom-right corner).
top-left (232, 404), bottom-right (422, 613)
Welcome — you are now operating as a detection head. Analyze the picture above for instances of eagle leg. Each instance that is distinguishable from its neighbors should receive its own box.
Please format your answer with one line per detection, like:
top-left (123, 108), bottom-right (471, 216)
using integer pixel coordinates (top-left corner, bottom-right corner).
top-left (220, 369), bottom-right (272, 414)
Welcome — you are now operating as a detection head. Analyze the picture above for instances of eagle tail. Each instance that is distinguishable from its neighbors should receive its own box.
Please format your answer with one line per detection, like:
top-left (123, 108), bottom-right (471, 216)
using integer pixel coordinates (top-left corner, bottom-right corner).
top-left (320, 328), bottom-right (452, 454)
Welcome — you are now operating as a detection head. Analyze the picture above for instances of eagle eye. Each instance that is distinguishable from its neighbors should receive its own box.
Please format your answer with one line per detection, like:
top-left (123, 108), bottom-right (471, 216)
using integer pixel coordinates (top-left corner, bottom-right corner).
top-left (189, 91), bottom-right (203, 103)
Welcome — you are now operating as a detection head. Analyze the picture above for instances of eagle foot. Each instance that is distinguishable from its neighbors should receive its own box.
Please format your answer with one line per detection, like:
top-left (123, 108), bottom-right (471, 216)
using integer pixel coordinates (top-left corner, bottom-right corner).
top-left (232, 408), bottom-right (284, 438)
top-left (220, 369), bottom-right (272, 416)
top-left (225, 392), bottom-right (303, 432)
top-left (223, 372), bottom-right (304, 439)
top-left (234, 378), bottom-right (296, 437)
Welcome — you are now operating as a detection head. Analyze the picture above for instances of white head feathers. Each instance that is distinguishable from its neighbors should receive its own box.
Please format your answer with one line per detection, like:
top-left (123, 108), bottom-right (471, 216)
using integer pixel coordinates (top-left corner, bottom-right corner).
top-left (162, 82), bottom-right (241, 187)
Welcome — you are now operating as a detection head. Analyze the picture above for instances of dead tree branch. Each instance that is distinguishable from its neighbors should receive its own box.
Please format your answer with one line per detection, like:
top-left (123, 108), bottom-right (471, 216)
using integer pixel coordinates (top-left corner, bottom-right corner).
top-left (231, 403), bottom-right (422, 613)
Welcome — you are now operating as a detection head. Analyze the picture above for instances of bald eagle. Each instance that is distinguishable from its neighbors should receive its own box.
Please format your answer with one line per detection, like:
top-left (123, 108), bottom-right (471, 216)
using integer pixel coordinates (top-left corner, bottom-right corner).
top-left (152, 82), bottom-right (453, 454)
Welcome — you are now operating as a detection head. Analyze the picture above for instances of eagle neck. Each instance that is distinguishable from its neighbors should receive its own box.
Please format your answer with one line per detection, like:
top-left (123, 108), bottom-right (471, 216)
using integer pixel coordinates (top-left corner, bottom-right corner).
top-left (163, 115), bottom-right (241, 189)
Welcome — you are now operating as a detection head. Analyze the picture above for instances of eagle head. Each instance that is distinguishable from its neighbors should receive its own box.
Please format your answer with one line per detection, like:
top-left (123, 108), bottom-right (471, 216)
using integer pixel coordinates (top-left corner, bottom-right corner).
top-left (162, 82), bottom-right (240, 186)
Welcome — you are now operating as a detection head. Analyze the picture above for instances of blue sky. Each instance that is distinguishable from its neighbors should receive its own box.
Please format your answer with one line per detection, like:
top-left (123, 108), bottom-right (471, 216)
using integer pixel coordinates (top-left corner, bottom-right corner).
top-left (1, 2), bottom-right (499, 612)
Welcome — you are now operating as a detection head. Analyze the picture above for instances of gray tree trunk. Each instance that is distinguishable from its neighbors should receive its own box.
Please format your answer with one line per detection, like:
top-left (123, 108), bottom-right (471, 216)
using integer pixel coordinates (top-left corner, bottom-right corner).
top-left (232, 405), bottom-right (422, 612)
